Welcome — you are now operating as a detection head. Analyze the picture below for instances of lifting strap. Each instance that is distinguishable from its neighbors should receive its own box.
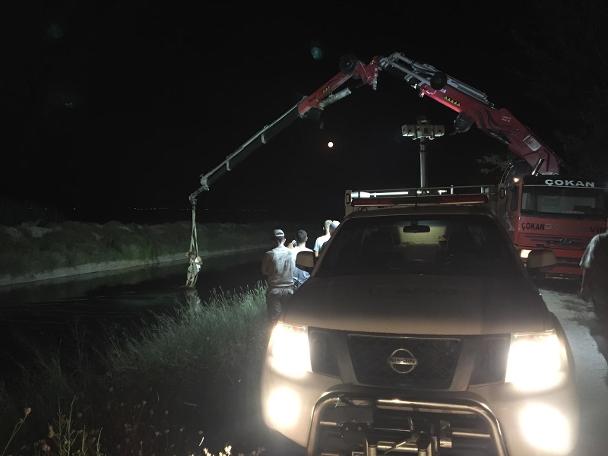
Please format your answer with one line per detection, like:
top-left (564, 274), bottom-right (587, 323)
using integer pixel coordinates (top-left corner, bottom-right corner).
top-left (185, 199), bottom-right (202, 288)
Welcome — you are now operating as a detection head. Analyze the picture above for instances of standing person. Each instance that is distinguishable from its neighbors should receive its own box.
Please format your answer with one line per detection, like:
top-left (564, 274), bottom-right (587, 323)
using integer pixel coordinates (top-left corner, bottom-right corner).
top-left (313, 220), bottom-right (332, 258)
top-left (291, 229), bottom-right (313, 289)
top-left (329, 220), bottom-right (340, 234)
top-left (580, 229), bottom-right (608, 318)
top-left (318, 220), bottom-right (340, 256)
top-left (291, 229), bottom-right (312, 255)
top-left (261, 228), bottom-right (295, 322)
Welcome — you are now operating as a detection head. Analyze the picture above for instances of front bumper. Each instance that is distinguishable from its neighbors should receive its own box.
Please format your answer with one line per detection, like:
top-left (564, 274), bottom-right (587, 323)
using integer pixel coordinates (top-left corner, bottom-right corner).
top-left (261, 367), bottom-right (579, 456)
top-left (309, 392), bottom-right (508, 455)
top-left (518, 246), bottom-right (583, 277)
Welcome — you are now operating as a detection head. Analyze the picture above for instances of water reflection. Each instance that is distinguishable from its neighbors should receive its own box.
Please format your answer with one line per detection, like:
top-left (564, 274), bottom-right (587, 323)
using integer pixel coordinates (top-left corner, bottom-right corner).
top-left (0, 250), bottom-right (265, 377)
top-left (0, 249), bottom-right (264, 307)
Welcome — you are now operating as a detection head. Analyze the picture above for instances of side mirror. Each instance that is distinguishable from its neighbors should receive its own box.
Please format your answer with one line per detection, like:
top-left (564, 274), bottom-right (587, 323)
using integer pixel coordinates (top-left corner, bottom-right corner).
top-left (526, 249), bottom-right (557, 270)
top-left (296, 251), bottom-right (315, 269)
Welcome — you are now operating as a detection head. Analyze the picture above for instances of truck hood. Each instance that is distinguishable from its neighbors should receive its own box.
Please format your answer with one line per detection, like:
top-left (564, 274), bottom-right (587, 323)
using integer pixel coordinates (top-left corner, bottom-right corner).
top-left (283, 274), bottom-right (551, 335)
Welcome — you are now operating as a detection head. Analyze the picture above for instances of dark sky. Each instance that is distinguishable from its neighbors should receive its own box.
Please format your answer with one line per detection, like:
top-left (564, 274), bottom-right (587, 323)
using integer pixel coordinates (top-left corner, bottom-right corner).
top-left (2, 1), bottom-right (601, 222)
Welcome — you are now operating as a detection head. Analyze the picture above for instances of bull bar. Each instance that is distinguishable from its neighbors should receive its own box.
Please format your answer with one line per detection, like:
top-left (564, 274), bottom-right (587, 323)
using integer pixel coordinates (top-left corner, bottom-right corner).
top-left (306, 392), bottom-right (509, 456)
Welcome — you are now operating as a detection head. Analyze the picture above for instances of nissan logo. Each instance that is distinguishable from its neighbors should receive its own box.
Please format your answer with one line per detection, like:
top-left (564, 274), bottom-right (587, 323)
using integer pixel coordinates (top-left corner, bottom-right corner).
top-left (388, 348), bottom-right (418, 374)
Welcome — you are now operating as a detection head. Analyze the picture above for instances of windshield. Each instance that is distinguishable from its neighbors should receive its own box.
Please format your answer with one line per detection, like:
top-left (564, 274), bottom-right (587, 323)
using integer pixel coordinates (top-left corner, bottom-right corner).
top-left (317, 215), bottom-right (519, 278)
top-left (522, 186), bottom-right (607, 217)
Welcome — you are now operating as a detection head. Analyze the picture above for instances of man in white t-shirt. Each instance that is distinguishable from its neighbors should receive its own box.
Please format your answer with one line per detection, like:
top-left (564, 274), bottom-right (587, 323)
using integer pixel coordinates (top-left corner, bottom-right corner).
top-left (317, 220), bottom-right (340, 256)
top-left (313, 220), bottom-right (332, 258)
top-left (261, 228), bottom-right (295, 322)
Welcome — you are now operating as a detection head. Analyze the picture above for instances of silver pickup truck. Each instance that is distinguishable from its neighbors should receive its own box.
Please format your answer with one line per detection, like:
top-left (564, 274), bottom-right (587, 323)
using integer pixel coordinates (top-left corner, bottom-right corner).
top-left (261, 195), bottom-right (579, 456)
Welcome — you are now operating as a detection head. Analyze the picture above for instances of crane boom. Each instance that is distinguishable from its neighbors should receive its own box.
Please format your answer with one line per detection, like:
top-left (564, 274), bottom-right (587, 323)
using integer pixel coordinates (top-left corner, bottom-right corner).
top-left (186, 52), bottom-right (562, 287)
top-left (185, 57), bottom-right (380, 287)
top-left (380, 52), bottom-right (560, 174)
top-left (188, 57), bottom-right (380, 204)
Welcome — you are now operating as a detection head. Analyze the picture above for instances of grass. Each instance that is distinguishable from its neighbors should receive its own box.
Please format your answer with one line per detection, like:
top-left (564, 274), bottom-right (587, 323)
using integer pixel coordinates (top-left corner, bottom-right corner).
top-left (1, 408), bottom-right (30, 456)
top-left (109, 286), bottom-right (267, 383)
top-left (1, 217), bottom-right (318, 453)
top-left (0, 221), bottom-right (277, 278)
top-left (1, 285), bottom-right (270, 455)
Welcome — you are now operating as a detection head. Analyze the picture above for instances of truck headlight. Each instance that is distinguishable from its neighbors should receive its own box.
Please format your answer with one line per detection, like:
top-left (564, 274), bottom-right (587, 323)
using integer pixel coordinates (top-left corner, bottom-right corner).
top-left (268, 322), bottom-right (311, 378)
top-left (505, 330), bottom-right (568, 392)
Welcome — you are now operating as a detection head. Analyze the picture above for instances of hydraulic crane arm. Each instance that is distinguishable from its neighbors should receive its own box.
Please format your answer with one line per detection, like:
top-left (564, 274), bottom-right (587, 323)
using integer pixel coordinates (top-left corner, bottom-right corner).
top-left (188, 57), bottom-right (380, 204)
top-left (188, 103), bottom-right (300, 204)
top-left (190, 51), bottom-right (559, 205)
top-left (185, 57), bottom-right (379, 287)
top-left (380, 52), bottom-right (561, 174)
top-left (186, 51), bottom-right (561, 287)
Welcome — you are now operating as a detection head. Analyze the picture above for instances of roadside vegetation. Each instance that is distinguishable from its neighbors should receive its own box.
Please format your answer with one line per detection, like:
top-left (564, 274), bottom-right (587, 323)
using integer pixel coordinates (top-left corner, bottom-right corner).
top-left (0, 285), bottom-right (270, 455)
top-left (0, 221), bottom-right (276, 281)
top-left (0, 210), bottom-right (318, 453)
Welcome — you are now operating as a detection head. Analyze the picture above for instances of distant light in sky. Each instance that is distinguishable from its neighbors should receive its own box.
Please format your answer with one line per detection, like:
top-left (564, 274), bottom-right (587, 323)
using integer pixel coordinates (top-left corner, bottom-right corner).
top-left (310, 41), bottom-right (324, 61)
top-left (327, 141), bottom-right (334, 148)
top-left (47, 23), bottom-right (64, 39)
top-left (311, 46), bottom-right (324, 61)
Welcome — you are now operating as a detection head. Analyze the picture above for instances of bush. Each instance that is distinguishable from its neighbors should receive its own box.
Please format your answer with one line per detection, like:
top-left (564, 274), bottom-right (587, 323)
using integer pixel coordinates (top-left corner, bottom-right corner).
top-left (1, 286), bottom-right (270, 455)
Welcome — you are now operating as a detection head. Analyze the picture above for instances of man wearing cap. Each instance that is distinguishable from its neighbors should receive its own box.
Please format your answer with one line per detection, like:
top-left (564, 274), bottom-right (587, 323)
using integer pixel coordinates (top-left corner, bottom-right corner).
top-left (261, 228), bottom-right (296, 322)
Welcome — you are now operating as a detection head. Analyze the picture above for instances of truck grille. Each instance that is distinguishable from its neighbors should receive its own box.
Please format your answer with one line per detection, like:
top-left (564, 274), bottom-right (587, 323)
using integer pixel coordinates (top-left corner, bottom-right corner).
top-left (309, 328), bottom-right (340, 377)
top-left (348, 334), bottom-right (461, 389)
top-left (470, 336), bottom-right (509, 385)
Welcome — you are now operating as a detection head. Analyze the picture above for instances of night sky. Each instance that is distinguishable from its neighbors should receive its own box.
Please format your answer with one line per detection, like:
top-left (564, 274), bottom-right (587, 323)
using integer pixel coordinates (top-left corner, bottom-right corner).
top-left (4, 1), bottom-right (608, 223)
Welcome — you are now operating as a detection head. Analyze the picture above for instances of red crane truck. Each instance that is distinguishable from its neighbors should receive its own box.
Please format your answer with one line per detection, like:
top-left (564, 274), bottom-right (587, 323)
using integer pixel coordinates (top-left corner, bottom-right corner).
top-left (187, 51), bottom-right (607, 284)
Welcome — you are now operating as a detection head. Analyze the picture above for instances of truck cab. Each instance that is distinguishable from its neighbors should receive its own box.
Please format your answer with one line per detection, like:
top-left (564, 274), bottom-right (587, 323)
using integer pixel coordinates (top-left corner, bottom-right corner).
top-left (498, 174), bottom-right (607, 277)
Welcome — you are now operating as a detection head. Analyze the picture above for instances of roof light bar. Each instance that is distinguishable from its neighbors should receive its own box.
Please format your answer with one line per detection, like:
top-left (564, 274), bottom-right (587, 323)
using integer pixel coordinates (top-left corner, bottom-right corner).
top-left (346, 186), bottom-right (492, 212)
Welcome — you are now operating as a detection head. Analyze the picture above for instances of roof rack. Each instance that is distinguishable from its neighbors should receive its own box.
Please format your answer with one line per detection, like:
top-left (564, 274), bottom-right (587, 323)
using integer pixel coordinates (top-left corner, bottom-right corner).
top-left (345, 185), bottom-right (495, 214)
